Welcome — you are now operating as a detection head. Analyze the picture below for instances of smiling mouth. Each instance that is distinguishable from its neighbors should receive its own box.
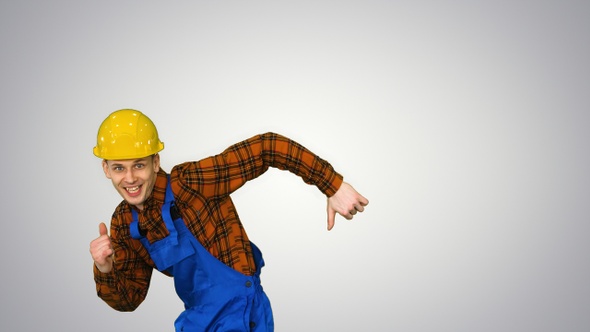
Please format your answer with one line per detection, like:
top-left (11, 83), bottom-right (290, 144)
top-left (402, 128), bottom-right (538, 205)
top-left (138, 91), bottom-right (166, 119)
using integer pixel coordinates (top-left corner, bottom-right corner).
top-left (125, 185), bottom-right (141, 194)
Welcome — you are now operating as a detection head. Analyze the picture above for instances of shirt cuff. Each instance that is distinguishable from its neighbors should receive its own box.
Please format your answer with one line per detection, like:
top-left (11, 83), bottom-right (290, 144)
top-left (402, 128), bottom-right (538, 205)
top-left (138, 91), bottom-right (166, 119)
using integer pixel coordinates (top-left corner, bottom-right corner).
top-left (323, 173), bottom-right (344, 197)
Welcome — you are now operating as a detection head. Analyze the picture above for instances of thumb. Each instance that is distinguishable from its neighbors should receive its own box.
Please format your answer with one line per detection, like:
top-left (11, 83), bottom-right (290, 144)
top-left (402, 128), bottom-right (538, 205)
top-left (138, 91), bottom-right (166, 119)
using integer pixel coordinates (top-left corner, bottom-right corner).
top-left (327, 206), bottom-right (336, 231)
top-left (99, 222), bottom-right (108, 236)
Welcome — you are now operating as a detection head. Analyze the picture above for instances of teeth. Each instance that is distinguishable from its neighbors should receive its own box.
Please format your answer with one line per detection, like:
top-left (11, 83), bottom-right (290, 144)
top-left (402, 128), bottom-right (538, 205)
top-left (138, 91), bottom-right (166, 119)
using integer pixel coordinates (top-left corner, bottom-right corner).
top-left (126, 186), bottom-right (140, 193)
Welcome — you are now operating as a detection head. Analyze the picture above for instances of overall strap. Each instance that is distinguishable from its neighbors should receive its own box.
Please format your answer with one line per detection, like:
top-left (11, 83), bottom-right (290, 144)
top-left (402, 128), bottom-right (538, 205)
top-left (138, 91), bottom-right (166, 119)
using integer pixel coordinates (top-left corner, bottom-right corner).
top-left (130, 175), bottom-right (179, 242)
top-left (128, 175), bottom-right (196, 273)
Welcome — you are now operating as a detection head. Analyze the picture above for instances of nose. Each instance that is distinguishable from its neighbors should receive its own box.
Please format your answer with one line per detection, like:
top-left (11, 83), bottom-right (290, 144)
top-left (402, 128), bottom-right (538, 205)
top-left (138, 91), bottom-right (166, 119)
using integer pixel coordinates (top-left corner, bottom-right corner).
top-left (124, 168), bottom-right (137, 183)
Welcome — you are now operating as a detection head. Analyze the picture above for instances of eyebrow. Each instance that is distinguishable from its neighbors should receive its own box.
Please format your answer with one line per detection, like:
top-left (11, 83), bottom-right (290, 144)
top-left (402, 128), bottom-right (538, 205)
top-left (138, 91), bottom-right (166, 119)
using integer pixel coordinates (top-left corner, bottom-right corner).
top-left (109, 158), bottom-right (148, 167)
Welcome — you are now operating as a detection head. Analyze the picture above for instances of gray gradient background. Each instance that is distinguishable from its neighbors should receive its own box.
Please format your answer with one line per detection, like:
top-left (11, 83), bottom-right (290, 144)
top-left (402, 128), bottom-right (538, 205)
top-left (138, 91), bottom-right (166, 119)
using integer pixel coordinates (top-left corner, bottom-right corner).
top-left (1, 1), bottom-right (589, 331)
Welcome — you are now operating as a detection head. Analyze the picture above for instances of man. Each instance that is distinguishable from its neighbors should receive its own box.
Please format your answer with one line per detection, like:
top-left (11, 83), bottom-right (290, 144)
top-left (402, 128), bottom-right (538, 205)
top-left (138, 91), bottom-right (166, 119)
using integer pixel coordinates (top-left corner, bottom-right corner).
top-left (90, 109), bottom-right (368, 331)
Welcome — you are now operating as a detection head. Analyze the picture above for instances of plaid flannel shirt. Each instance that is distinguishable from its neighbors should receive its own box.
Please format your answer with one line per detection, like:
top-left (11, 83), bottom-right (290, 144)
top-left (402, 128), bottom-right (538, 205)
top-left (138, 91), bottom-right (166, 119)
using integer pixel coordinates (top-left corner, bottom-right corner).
top-left (94, 132), bottom-right (343, 311)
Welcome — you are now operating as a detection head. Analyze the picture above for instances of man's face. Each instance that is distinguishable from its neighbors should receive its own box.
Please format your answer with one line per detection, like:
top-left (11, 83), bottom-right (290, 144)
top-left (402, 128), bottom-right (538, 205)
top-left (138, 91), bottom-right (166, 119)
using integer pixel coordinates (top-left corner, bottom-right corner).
top-left (102, 155), bottom-right (160, 210)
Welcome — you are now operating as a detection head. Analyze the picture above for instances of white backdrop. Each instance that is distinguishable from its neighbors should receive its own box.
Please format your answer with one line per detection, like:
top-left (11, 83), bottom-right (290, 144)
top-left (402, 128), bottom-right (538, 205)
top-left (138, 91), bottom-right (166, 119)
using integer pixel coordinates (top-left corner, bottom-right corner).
top-left (1, 1), bottom-right (589, 331)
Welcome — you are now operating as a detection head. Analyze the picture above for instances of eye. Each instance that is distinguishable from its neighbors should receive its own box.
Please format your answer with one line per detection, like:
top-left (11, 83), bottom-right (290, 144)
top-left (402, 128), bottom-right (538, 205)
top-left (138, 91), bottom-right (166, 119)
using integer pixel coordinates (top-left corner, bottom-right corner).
top-left (135, 163), bottom-right (145, 169)
top-left (113, 166), bottom-right (124, 172)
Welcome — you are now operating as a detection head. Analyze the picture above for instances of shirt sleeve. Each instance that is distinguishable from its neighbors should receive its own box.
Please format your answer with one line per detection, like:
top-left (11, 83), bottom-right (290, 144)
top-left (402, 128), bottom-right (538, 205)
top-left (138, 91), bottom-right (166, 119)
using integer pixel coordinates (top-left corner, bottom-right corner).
top-left (173, 132), bottom-right (344, 200)
top-left (93, 209), bottom-right (155, 312)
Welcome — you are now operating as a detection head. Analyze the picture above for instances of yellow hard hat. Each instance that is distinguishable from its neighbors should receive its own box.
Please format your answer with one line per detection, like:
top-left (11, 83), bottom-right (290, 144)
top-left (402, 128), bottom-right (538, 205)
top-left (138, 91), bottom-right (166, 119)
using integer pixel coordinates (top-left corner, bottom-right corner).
top-left (93, 109), bottom-right (164, 159)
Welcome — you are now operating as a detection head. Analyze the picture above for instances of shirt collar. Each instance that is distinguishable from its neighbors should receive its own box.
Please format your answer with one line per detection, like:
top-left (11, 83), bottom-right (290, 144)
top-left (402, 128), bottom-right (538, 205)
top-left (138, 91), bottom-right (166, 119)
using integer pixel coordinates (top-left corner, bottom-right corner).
top-left (139, 169), bottom-right (168, 211)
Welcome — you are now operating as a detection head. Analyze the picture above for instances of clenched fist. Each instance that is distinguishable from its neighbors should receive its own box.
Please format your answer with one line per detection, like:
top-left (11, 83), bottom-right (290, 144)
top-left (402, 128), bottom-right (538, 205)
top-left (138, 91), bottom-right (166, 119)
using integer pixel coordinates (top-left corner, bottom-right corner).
top-left (327, 182), bottom-right (369, 230)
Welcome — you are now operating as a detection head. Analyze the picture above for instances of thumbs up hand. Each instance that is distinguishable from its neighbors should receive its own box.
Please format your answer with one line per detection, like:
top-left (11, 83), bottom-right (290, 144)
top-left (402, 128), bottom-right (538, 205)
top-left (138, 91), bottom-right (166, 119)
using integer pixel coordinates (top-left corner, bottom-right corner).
top-left (89, 222), bottom-right (114, 273)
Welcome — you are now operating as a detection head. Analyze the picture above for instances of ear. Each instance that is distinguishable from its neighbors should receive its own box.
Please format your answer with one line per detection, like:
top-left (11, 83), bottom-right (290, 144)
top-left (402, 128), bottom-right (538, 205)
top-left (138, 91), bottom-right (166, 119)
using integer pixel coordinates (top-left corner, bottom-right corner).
top-left (102, 160), bottom-right (112, 179)
top-left (152, 154), bottom-right (161, 173)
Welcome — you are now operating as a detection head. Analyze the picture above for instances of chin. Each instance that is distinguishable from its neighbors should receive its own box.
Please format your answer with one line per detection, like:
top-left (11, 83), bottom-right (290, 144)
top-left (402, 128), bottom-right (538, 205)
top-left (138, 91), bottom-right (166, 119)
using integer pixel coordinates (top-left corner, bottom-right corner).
top-left (121, 193), bottom-right (144, 207)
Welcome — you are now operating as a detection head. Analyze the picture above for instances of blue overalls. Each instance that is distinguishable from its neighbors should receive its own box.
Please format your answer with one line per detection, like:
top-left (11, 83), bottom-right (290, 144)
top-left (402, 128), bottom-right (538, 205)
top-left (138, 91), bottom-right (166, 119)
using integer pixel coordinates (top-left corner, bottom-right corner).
top-left (130, 178), bottom-right (274, 331)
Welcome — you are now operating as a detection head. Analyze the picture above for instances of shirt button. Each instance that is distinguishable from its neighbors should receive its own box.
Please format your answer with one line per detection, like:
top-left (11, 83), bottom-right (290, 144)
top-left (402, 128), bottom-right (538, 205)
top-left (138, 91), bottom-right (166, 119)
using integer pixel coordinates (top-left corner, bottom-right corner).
top-left (245, 281), bottom-right (252, 287)
top-left (250, 321), bottom-right (256, 328)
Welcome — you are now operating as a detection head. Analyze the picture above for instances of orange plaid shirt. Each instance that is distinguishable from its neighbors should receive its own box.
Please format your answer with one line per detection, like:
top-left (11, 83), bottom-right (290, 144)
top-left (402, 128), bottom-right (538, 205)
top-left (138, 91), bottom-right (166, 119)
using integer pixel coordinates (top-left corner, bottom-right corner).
top-left (94, 132), bottom-right (343, 311)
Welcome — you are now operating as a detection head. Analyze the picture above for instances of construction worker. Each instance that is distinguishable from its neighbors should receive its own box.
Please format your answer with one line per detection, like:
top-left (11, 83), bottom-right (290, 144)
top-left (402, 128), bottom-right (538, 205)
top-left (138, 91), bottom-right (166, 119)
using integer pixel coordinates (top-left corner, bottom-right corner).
top-left (90, 109), bottom-right (369, 331)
